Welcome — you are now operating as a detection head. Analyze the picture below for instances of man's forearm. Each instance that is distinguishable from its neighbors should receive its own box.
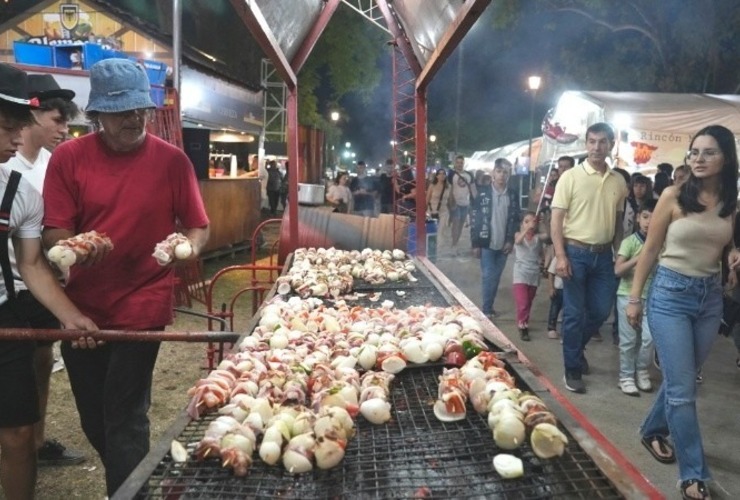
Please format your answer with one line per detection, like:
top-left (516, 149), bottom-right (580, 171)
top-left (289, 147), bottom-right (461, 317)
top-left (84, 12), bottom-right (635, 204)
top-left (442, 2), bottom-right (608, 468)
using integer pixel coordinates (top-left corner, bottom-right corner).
top-left (550, 209), bottom-right (566, 257)
top-left (184, 226), bottom-right (210, 257)
top-left (612, 212), bottom-right (624, 249)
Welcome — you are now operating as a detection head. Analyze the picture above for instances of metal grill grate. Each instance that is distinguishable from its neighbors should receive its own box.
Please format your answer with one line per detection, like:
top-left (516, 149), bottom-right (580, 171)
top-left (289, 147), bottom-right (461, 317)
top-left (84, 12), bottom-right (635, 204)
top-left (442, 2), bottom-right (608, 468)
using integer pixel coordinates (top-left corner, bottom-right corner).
top-left (136, 365), bottom-right (623, 499)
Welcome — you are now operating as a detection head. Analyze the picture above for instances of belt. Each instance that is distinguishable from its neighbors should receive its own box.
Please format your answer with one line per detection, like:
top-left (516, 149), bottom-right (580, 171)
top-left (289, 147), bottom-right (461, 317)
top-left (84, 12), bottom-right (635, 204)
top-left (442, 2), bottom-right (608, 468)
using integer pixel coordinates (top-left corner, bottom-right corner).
top-left (565, 238), bottom-right (612, 253)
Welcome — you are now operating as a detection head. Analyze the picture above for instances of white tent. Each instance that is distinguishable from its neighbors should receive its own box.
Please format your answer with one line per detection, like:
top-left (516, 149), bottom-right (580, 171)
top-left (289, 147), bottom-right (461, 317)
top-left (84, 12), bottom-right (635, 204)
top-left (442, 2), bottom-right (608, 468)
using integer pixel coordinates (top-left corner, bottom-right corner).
top-left (468, 137), bottom-right (543, 172)
top-left (472, 92), bottom-right (740, 175)
top-left (541, 91), bottom-right (740, 173)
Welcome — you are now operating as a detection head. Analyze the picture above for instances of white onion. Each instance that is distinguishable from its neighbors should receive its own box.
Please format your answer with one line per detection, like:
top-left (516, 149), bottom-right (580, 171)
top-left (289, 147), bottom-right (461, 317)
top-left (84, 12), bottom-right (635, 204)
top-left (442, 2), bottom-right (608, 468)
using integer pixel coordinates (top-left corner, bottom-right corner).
top-left (401, 339), bottom-right (428, 364)
top-left (493, 415), bottom-right (526, 450)
top-left (381, 355), bottom-right (406, 374)
top-left (259, 441), bottom-right (282, 465)
top-left (424, 342), bottom-right (444, 362)
top-left (357, 345), bottom-right (378, 370)
top-left (433, 399), bottom-right (466, 422)
top-left (282, 449), bottom-right (313, 474)
top-left (269, 332), bottom-right (289, 349)
top-left (360, 398), bottom-right (391, 424)
top-left (244, 412), bottom-right (264, 434)
top-left (315, 437), bottom-right (345, 469)
top-left (170, 440), bottom-right (188, 463)
top-left (47, 245), bottom-right (64, 263)
top-left (493, 453), bottom-right (524, 479)
top-left (174, 241), bottom-right (193, 259)
top-left (530, 423), bottom-right (569, 459)
top-left (58, 249), bottom-right (77, 268)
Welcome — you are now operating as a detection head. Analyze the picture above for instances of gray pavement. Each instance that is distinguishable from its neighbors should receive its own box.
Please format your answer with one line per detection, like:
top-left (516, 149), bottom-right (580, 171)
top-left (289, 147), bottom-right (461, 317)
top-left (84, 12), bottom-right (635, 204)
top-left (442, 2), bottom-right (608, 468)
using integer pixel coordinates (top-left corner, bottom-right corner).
top-left (433, 251), bottom-right (740, 499)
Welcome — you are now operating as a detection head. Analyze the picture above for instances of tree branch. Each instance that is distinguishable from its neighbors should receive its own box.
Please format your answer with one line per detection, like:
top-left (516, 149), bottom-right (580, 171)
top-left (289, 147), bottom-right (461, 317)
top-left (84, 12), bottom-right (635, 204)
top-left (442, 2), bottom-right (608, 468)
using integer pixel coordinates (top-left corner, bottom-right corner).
top-left (557, 7), bottom-right (667, 68)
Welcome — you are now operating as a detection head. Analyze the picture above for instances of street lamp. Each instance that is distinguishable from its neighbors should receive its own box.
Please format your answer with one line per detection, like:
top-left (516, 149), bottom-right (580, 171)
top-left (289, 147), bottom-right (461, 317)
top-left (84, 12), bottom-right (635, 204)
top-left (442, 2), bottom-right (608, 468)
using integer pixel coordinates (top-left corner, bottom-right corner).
top-left (330, 111), bottom-right (340, 122)
top-left (527, 75), bottom-right (542, 167)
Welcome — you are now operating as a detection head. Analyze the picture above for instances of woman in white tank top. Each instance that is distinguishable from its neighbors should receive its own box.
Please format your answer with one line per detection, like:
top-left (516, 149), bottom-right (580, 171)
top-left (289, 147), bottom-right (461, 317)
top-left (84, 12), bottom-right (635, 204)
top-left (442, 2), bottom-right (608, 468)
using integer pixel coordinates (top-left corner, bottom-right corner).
top-left (626, 125), bottom-right (739, 500)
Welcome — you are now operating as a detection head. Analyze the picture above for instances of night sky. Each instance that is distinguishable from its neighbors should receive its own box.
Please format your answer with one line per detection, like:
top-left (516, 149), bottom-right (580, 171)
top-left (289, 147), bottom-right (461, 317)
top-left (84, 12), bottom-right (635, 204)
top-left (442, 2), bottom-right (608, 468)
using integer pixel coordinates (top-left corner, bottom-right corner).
top-left (337, 7), bottom-right (566, 168)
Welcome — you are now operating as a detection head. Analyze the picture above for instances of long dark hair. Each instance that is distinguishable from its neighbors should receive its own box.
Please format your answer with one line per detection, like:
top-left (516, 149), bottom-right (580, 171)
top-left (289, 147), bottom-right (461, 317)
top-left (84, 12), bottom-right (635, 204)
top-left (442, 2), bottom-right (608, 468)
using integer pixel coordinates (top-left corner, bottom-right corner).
top-left (432, 168), bottom-right (446, 185)
top-left (334, 171), bottom-right (348, 185)
top-left (678, 125), bottom-right (738, 217)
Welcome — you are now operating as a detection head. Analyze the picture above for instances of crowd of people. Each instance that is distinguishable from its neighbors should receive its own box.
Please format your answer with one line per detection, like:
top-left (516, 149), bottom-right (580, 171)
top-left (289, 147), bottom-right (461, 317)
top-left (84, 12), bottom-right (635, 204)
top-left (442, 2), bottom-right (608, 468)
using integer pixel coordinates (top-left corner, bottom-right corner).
top-left (458, 122), bottom-right (735, 500)
top-left (0, 59), bottom-right (209, 499)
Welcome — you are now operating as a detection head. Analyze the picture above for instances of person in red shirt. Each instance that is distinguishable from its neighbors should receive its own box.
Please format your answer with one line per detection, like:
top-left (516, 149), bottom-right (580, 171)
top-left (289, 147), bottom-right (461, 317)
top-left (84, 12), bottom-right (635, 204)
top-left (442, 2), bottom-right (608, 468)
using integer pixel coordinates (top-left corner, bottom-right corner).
top-left (42, 59), bottom-right (209, 496)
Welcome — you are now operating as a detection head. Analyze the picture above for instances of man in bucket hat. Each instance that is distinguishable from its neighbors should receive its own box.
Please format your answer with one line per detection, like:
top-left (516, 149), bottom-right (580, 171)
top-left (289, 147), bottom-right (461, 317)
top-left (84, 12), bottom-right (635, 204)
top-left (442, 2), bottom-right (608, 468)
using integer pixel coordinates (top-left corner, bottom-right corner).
top-left (42, 58), bottom-right (210, 496)
top-left (2, 73), bottom-right (86, 467)
top-left (0, 63), bottom-right (97, 500)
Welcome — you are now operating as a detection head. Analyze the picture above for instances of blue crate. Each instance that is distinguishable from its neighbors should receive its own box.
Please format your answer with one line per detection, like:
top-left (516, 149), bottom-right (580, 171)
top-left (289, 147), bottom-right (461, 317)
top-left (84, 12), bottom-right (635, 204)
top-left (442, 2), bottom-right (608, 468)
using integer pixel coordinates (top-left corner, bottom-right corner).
top-left (83, 44), bottom-right (127, 70)
top-left (150, 87), bottom-right (165, 107)
top-left (13, 41), bottom-right (54, 67)
top-left (134, 59), bottom-right (168, 86)
top-left (408, 219), bottom-right (438, 259)
top-left (53, 44), bottom-right (86, 69)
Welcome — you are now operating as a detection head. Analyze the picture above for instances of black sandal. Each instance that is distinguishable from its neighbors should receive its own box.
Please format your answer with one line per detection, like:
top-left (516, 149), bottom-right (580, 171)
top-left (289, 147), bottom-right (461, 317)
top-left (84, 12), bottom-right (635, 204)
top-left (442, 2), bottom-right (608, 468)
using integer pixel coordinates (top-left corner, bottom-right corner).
top-left (680, 479), bottom-right (710, 500)
top-left (640, 435), bottom-right (676, 464)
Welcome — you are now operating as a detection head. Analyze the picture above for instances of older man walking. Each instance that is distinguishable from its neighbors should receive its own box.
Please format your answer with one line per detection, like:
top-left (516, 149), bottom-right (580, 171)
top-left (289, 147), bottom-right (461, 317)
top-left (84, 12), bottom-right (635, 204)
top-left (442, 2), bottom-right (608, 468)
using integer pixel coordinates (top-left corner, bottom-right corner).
top-left (550, 122), bottom-right (628, 393)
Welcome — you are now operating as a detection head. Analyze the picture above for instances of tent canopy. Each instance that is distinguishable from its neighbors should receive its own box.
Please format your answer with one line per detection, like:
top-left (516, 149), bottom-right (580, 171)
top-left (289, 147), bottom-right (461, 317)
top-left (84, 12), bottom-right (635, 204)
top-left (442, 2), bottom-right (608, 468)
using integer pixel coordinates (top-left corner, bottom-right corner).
top-left (474, 91), bottom-right (740, 175)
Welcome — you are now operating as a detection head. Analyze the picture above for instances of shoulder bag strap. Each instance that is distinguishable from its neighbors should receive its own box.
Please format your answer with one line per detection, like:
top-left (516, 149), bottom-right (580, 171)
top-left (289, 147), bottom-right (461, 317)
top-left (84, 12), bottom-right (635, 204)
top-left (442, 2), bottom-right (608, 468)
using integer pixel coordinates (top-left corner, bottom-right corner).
top-left (435, 182), bottom-right (447, 212)
top-left (0, 171), bottom-right (22, 300)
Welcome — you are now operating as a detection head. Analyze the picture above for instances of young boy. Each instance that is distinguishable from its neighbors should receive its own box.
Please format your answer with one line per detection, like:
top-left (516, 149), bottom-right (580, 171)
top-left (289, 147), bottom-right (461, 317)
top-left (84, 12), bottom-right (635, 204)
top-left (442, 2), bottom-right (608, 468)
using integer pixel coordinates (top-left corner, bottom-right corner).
top-left (546, 255), bottom-right (563, 339)
top-left (3, 74), bottom-right (85, 466)
top-left (614, 199), bottom-right (657, 396)
top-left (0, 63), bottom-right (97, 500)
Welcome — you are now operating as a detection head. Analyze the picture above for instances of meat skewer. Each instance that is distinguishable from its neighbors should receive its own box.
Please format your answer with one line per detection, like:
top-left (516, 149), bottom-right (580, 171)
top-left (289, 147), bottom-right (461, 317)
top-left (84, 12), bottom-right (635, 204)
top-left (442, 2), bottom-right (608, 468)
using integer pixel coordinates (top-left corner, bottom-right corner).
top-left (47, 230), bottom-right (113, 268)
top-left (152, 232), bottom-right (193, 265)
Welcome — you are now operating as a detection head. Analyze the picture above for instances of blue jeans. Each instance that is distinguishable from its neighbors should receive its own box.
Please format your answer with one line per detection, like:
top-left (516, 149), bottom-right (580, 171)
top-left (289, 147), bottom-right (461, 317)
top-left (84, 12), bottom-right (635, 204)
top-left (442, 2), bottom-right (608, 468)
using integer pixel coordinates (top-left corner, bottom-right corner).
top-left (480, 247), bottom-right (508, 315)
top-left (62, 340), bottom-right (162, 496)
top-left (561, 245), bottom-right (617, 376)
top-left (641, 266), bottom-right (721, 482)
top-left (616, 295), bottom-right (653, 379)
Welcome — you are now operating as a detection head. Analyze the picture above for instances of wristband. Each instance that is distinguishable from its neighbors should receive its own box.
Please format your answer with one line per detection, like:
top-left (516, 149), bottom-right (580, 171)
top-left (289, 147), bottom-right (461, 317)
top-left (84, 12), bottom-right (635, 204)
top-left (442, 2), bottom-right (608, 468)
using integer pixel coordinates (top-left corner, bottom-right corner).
top-left (627, 296), bottom-right (642, 304)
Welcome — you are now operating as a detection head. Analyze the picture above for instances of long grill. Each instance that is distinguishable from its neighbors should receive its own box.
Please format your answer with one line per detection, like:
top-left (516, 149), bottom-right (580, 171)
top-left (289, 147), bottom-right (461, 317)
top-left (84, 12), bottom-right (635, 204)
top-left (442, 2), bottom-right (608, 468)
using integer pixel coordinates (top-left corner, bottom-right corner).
top-left (119, 260), bottom-right (625, 499)
top-left (133, 363), bottom-right (621, 499)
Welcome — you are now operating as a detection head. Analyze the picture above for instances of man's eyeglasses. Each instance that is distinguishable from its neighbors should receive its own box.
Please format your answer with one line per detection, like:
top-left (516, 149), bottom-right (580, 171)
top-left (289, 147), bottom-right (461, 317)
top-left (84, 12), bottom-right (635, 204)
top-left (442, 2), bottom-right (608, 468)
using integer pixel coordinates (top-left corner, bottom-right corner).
top-left (686, 149), bottom-right (721, 161)
top-left (107, 109), bottom-right (151, 120)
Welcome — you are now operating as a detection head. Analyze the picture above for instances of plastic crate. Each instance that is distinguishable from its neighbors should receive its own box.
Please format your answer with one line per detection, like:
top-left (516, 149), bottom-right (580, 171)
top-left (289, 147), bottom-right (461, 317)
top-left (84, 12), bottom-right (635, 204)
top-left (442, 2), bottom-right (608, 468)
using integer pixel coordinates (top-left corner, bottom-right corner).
top-left (13, 41), bottom-right (54, 67)
top-left (53, 44), bottom-right (85, 69)
top-left (136, 59), bottom-right (168, 85)
top-left (150, 87), bottom-right (165, 107)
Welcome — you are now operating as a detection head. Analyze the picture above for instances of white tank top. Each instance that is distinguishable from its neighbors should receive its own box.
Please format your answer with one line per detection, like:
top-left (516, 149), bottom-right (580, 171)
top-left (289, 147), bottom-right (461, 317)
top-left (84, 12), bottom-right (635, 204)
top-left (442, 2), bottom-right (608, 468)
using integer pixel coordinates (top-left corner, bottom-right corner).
top-left (659, 204), bottom-right (732, 277)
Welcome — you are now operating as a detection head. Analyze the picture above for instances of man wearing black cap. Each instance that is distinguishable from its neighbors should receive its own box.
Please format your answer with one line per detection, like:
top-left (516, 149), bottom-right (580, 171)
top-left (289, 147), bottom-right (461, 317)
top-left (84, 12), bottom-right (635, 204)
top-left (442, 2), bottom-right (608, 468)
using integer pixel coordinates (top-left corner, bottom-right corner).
top-left (42, 58), bottom-right (209, 496)
top-left (2, 73), bottom-right (85, 467)
top-left (0, 63), bottom-right (97, 500)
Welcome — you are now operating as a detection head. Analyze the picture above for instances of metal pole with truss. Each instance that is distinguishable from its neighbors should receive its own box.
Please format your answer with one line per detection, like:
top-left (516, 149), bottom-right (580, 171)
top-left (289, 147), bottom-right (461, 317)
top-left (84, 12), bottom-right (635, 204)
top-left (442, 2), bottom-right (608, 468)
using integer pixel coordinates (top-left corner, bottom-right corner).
top-left (390, 42), bottom-right (417, 251)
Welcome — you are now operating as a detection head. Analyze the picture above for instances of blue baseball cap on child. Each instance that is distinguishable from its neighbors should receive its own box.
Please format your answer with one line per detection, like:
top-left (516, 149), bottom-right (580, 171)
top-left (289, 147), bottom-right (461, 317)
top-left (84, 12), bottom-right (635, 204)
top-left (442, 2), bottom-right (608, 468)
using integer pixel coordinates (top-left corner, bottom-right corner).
top-left (86, 58), bottom-right (155, 113)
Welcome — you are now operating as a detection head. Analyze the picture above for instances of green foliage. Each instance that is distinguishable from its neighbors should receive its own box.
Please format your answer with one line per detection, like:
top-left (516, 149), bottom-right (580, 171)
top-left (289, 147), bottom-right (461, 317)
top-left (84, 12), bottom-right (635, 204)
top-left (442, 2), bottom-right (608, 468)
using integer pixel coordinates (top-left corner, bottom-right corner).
top-left (298, 5), bottom-right (387, 126)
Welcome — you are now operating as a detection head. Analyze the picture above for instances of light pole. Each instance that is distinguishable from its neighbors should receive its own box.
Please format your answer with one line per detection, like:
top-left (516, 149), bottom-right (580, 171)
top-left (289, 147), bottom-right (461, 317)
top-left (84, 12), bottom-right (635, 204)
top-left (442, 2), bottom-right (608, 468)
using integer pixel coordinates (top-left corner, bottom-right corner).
top-left (524, 75), bottom-right (542, 208)
top-left (428, 134), bottom-right (437, 166)
top-left (527, 76), bottom-right (542, 169)
top-left (329, 111), bottom-right (340, 177)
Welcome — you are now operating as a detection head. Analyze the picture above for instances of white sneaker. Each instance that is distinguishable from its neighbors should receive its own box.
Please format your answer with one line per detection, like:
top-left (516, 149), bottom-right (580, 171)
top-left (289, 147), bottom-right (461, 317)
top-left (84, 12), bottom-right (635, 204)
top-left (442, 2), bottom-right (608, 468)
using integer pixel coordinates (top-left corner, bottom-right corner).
top-left (619, 378), bottom-right (640, 396)
top-left (636, 370), bottom-right (652, 392)
top-left (547, 329), bottom-right (560, 339)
